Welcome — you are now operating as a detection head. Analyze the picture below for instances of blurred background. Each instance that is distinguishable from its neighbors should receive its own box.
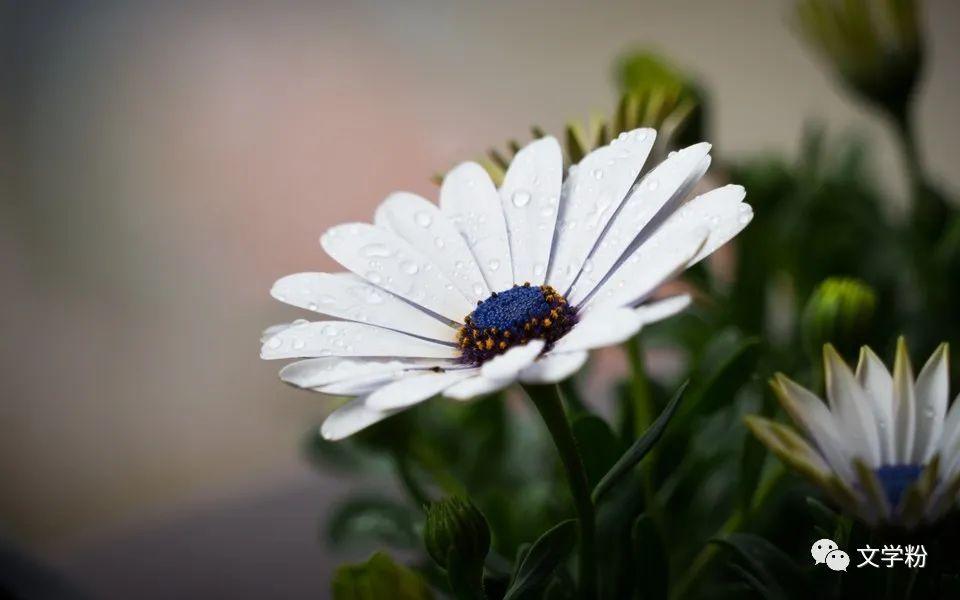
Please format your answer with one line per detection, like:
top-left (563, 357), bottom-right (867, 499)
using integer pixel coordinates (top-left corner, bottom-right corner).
top-left (1, 0), bottom-right (958, 597)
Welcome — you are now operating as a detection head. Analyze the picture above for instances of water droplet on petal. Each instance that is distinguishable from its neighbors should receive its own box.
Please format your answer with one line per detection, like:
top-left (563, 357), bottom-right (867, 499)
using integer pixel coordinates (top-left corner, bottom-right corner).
top-left (361, 243), bottom-right (393, 258)
top-left (512, 190), bottom-right (532, 207)
top-left (365, 271), bottom-right (382, 284)
top-left (472, 283), bottom-right (483, 296)
top-left (307, 302), bottom-right (318, 311)
top-left (415, 211), bottom-right (433, 227)
top-left (401, 261), bottom-right (419, 275)
top-left (647, 178), bottom-right (660, 191)
top-left (488, 259), bottom-right (500, 271)
top-left (267, 337), bottom-right (282, 349)
top-left (292, 338), bottom-right (306, 350)
top-left (592, 168), bottom-right (604, 180)
top-left (434, 237), bottom-right (445, 248)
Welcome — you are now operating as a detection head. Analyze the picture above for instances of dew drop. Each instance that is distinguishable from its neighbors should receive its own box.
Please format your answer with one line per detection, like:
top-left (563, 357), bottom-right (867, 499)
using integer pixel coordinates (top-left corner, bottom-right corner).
top-left (488, 259), bottom-right (500, 271)
top-left (582, 259), bottom-right (594, 273)
top-left (472, 283), bottom-right (483, 296)
top-left (365, 271), bottom-right (382, 284)
top-left (307, 302), bottom-right (318, 311)
top-left (361, 243), bottom-right (393, 258)
top-left (323, 325), bottom-right (339, 336)
top-left (401, 261), bottom-right (419, 275)
top-left (647, 178), bottom-right (660, 191)
top-left (512, 190), bottom-right (532, 207)
top-left (267, 337), bottom-right (282, 349)
top-left (592, 168), bottom-right (604, 180)
top-left (434, 237), bottom-right (445, 248)
top-left (292, 338), bottom-right (306, 350)
top-left (533, 263), bottom-right (545, 276)
top-left (415, 211), bottom-right (433, 227)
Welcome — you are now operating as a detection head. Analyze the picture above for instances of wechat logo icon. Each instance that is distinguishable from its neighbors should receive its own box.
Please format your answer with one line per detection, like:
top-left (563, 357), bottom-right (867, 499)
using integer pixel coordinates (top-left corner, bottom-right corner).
top-left (811, 538), bottom-right (849, 572)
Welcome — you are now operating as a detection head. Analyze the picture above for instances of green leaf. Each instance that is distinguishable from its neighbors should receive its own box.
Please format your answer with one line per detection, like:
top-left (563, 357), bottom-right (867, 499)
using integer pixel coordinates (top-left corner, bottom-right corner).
top-left (571, 415), bottom-right (622, 488)
top-left (711, 533), bottom-right (809, 600)
top-left (503, 520), bottom-right (578, 600)
top-left (326, 496), bottom-right (420, 549)
top-left (632, 514), bottom-right (668, 600)
top-left (592, 381), bottom-right (688, 502)
top-left (332, 552), bottom-right (435, 600)
top-left (688, 334), bottom-right (760, 415)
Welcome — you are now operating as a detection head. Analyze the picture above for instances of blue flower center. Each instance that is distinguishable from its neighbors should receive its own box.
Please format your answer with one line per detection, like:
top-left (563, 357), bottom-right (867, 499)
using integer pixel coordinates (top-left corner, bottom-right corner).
top-left (874, 464), bottom-right (924, 508)
top-left (457, 284), bottom-right (577, 365)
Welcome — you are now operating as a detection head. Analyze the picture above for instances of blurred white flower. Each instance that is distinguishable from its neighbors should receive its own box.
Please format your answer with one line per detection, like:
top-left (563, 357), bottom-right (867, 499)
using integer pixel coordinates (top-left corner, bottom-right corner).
top-left (748, 340), bottom-right (960, 528)
top-left (262, 129), bottom-right (752, 439)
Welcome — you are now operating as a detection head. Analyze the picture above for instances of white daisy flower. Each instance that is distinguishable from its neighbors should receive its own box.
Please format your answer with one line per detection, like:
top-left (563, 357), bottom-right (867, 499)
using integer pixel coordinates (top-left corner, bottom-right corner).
top-left (747, 340), bottom-right (960, 528)
top-left (262, 130), bottom-right (752, 440)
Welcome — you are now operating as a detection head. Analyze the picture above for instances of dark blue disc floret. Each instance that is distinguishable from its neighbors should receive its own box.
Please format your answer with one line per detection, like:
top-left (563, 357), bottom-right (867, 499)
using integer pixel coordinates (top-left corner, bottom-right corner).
top-left (457, 283), bottom-right (577, 365)
top-left (874, 464), bottom-right (924, 509)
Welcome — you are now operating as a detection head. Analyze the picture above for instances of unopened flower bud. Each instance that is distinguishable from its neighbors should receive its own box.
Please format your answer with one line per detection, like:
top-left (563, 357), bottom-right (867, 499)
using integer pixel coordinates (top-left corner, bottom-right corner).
top-left (801, 277), bottom-right (877, 357)
top-left (423, 496), bottom-right (490, 572)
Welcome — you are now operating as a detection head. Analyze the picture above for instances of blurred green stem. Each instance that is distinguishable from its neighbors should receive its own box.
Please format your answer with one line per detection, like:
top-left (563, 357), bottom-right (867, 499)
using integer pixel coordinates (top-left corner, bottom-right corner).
top-left (891, 107), bottom-right (946, 235)
top-left (392, 452), bottom-right (432, 509)
top-left (670, 465), bottom-right (785, 600)
top-left (523, 383), bottom-right (597, 599)
top-left (625, 338), bottom-right (662, 528)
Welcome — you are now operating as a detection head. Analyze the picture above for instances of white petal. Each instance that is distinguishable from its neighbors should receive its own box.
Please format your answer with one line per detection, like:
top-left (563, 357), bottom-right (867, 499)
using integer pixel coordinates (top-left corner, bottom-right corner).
top-left (261, 321), bottom-right (458, 360)
top-left (566, 143), bottom-right (711, 305)
top-left (272, 272), bottom-right (457, 341)
top-left (280, 356), bottom-right (455, 389)
top-left (519, 350), bottom-right (589, 384)
top-left (939, 393), bottom-right (960, 469)
top-left (774, 375), bottom-right (856, 484)
top-left (443, 373), bottom-right (511, 400)
top-left (366, 370), bottom-right (475, 410)
top-left (551, 308), bottom-right (643, 353)
top-left (261, 320), bottom-right (306, 342)
top-left (824, 345), bottom-right (881, 467)
top-left (499, 137), bottom-right (563, 285)
top-left (856, 346), bottom-right (896, 464)
top-left (578, 223), bottom-right (705, 312)
top-left (912, 343), bottom-right (949, 463)
top-left (679, 185), bottom-right (752, 266)
top-left (633, 295), bottom-right (692, 323)
top-left (892, 339), bottom-right (917, 463)
top-left (320, 223), bottom-right (473, 322)
top-left (321, 398), bottom-right (399, 440)
top-left (440, 162), bottom-right (514, 292)
top-left (374, 192), bottom-right (489, 301)
top-left (546, 128), bottom-right (656, 293)
top-left (480, 340), bottom-right (545, 381)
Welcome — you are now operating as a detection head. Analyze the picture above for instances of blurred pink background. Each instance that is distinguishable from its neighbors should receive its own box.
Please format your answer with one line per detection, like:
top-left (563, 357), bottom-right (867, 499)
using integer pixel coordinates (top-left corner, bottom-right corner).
top-left (2, 0), bottom-right (959, 597)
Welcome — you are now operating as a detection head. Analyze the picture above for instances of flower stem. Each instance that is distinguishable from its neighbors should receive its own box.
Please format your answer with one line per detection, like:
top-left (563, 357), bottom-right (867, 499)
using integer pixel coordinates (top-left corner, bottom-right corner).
top-left (523, 383), bottom-right (597, 599)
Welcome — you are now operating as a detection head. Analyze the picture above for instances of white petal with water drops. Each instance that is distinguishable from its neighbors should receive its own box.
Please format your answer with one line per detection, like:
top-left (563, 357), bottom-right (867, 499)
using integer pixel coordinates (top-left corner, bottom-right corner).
top-left (912, 343), bottom-right (949, 463)
top-left (366, 370), bottom-right (476, 410)
top-left (567, 143), bottom-right (712, 305)
top-left (440, 162), bottom-right (515, 292)
top-left (272, 272), bottom-right (457, 342)
top-left (261, 321), bottom-right (458, 360)
top-left (855, 346), bottom-right (897, 464)
top-left (320, 223), bottom-right (473, 322)
top-left (634, 295), bottom-right (692, 324)
top-left (547, 128), bottom-right (656, 294)
top-left (280, 356), bottom-right (456, 389)
top-left (498, 137), bottom-right (562, 285)
top-left (374, 192), bottom-right (489, 301)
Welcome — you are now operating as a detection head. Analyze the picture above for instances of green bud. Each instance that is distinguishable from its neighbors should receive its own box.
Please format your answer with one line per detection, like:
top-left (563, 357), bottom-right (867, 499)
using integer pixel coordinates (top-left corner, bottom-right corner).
top-left (795, 0), bottom-right (922, 117)
top-left (801, 277), bottom-right (877, 357)
top-left (423, 496), bottom-right (490, 572)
